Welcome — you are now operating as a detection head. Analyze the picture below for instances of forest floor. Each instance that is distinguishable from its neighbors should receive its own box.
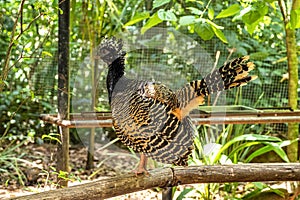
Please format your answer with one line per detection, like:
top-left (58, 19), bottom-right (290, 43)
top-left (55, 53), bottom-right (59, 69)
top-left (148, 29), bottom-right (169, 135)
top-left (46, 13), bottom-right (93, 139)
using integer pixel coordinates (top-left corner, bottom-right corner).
top-left (0, 142), bottom-right (166, 200)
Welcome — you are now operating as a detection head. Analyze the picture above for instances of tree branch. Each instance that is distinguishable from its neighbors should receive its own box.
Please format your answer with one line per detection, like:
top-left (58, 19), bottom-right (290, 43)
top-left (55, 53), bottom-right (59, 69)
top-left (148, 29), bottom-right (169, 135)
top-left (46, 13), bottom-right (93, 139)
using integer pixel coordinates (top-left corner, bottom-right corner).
top-left (12, 164), bottom-right (300, 200)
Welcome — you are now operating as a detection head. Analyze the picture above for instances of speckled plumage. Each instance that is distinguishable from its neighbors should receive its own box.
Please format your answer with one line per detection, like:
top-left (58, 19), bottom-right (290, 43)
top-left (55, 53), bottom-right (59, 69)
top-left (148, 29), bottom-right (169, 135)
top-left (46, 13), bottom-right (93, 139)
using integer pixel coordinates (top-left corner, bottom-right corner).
top-left (98, 37), bottom-right (256, 167)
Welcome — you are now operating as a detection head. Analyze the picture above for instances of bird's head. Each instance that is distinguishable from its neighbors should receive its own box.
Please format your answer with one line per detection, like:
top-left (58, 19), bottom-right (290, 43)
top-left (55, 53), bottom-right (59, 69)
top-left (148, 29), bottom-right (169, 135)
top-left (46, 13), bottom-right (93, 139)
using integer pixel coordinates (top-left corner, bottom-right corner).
top-left (98, 37), bottom-right (126, 65)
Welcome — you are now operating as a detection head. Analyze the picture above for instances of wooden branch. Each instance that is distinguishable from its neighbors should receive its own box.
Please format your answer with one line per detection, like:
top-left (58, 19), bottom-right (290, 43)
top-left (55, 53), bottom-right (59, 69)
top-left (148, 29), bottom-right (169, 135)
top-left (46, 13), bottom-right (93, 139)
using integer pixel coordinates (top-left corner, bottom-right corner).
top-left (12, 164), bottom-right (300, 200)
top-left (40, 112), bottom-right (300, 128)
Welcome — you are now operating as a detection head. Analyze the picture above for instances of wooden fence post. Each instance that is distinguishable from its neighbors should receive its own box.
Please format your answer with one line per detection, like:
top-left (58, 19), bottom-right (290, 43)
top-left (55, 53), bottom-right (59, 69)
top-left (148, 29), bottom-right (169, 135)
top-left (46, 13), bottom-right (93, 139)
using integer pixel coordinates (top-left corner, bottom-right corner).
top-left (57, 0), bottom-right (70, 187)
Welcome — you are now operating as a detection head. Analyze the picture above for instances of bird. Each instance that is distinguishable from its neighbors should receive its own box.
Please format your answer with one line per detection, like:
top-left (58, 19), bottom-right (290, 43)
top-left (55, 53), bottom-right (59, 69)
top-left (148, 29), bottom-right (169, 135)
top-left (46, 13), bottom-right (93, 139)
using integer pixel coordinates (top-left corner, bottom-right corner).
top-left (98, 37), bottom-right (257, 175)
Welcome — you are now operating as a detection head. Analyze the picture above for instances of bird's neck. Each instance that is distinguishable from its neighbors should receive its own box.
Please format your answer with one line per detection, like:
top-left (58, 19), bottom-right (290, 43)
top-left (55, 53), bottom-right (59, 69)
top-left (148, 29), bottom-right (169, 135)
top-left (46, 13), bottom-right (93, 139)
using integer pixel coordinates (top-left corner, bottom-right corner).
top-left (106, 56), bottom-right (125, 104)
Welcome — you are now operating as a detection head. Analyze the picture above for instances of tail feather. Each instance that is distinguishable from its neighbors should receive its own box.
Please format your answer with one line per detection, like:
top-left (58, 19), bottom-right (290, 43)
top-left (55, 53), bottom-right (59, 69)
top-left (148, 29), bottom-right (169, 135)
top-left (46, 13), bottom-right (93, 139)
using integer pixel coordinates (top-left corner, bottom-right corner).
top-left (176, 56), bottom-right (257, 117)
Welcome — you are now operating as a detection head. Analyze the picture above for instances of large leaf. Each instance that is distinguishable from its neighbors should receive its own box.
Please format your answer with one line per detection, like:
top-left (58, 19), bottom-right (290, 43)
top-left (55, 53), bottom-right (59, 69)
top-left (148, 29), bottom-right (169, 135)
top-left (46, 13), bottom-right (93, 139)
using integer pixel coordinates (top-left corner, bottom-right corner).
top-left (194, 22), bottom-right (214, 41)
top-left (242, 2), bottom-right (268, 25)
top-left (216, 4), bottom-right (241, 19)
top-left (157, 9), bottom-right (177, 21)
top-left (242, 10), bottom-right (261, 25)
top-left (141, 12), bottom-right (163, 34)
top-left (291, 8), bottom-right (300, 29)
top-left (153, 0), bottom-right (171, 9)
top-left (179, 15), bottom-right (196, 26)
top-left (213, 134), bottom-right (282, 163)
top-left (124, 12), bottom-right (150, 27)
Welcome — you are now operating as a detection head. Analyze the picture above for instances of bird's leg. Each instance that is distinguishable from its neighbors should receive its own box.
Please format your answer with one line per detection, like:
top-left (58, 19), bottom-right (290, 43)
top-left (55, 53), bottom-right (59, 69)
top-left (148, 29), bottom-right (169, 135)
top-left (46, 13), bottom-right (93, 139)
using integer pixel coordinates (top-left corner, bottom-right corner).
top-left (133, 153), bottom-right (149, 175)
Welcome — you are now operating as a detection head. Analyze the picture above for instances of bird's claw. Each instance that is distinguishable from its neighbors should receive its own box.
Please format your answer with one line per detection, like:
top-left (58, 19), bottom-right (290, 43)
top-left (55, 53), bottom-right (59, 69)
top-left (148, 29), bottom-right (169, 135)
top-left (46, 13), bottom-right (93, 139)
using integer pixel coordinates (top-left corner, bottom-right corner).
top-left (133, 166), bottom-right (149, 176)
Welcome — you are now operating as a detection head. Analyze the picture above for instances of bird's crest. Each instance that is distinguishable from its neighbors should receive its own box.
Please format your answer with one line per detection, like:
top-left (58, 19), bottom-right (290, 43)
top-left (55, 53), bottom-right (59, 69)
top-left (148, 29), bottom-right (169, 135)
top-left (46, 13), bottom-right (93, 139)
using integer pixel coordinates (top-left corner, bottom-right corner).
top-left (98, 37), bottom-right (126, 64)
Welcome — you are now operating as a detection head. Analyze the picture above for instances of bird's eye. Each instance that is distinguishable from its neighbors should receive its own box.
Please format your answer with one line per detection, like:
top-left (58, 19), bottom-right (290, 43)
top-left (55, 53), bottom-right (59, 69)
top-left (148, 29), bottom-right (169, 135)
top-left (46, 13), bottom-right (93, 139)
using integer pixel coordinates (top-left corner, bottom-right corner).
top-left (99, 48), bottom-right (109, 55)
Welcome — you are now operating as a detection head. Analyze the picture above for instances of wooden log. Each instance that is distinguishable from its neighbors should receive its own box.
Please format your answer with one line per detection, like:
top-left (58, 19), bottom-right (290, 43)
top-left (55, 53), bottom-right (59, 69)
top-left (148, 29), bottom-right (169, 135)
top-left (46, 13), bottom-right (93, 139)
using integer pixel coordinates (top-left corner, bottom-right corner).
top-left (12, 164), bottom-right (300, 200)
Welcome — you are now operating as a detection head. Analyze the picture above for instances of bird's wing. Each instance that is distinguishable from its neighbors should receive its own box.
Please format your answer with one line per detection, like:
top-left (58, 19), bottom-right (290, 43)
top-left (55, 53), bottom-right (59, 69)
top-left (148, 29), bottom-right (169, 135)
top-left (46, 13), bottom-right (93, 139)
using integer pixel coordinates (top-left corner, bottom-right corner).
top-left (111, 79), bottom-right (194, 165)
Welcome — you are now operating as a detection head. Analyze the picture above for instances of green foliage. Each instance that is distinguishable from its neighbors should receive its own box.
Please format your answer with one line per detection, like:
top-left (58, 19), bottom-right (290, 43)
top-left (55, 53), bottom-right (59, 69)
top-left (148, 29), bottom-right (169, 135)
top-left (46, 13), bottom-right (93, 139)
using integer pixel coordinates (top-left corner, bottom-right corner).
top-left (243, 182), bottom-right (287, 199)
top-left (1, 0), bottom-right (299, 197)
top-left (216, 4), bottom-right (241, 19)
top-left (0, 0), bottom-right (58, 139)
top-left (0, 137), bottom-right (34, 185)
top-left (290, 8), bottom-right (300, 29)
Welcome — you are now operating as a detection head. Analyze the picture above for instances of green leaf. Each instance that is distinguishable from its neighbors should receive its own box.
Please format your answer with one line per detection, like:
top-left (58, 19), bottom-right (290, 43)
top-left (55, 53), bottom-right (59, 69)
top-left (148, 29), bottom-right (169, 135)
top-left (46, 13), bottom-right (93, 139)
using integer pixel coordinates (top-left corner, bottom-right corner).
top-left (208, 8), bottom-right (214, 20)
top-left (153, 0), bottom-right (171, 9)
top-left (245, 21), bottom-right (259, 35)
top-left (254, 1), bottom-right (268, 16)
top-left (176, 188), bottom-right (193, 200)
top-left (245, 145), bottom-right (274, 162)
top-left (250, 52), bottom-right (269, 60)
top-left (242, 10), bottom-right (261, 24)
top-left (291, 8), bottom-right (300, 29)
top-left (263, 0), bottom-right (277, 2)
top-left (216, 4), bottom-right (240, 19)
top-left (188, 7), bottom-right (203, 15)
top-left (157, 9), bottom-right (177, 21)
top-left (204, 19), bottom-right (227, 43)
top-left (253, 182), bottom-right (267, 190)
top-left (141, 12), bottom-right (163, 34)
top-left (42, 51), bottom-right (53, 57)
top-left (124, 12), bottom-right (150, 27)
top-left (205, 19), bottom-right (224, 30)
top-left (42, 134), bottom-right (61, 144)
top-left (213, 134), bottom-right (282, 163)
top-left (195, 22), bottom-right (214, 41)
top-left (211, 26), bottom-right (228, 43)
top-left (179, 15), bottom-right (196, 26)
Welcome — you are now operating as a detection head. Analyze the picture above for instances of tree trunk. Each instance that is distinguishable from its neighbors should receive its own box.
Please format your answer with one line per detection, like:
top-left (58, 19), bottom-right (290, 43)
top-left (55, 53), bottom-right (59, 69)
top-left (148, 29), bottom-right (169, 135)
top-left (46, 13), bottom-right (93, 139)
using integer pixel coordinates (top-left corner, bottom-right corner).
top-left (279, 0), bottom-right (300, 162)
top-left (286, 26), bottom-right (299, 162)
top-left (12, 164), bottom-right (300, 200)
top-left (57, 0), bottom-right (70, 187)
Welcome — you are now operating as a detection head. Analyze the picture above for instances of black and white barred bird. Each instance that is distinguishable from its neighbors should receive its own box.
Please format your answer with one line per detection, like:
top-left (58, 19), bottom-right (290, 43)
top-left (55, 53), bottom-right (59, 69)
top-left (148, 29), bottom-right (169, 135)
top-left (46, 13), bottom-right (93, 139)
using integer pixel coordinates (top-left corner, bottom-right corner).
top-left (98, 37), bottom-right (257, 174)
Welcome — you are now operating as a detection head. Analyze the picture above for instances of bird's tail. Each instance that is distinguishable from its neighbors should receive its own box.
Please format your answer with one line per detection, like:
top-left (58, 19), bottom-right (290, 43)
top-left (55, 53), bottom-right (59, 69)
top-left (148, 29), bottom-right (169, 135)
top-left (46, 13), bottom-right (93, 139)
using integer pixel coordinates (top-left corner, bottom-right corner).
top-left (176, 56), bottom-right (257, 117)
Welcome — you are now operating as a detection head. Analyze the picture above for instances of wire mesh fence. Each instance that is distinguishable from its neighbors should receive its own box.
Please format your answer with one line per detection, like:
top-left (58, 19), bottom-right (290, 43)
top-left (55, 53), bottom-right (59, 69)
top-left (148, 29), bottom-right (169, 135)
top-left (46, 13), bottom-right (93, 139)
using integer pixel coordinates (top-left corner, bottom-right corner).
top-left (31, 25), bottom-right (299, 153)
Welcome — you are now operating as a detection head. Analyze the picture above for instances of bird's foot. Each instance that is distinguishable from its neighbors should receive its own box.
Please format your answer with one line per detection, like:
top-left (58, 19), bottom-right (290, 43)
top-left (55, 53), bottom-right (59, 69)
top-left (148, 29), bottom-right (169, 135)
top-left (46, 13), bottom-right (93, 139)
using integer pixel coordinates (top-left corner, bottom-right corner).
top-left (133, 153), bottom-right (149, 176)
top-left (133, 166), bottom-right (149, 176)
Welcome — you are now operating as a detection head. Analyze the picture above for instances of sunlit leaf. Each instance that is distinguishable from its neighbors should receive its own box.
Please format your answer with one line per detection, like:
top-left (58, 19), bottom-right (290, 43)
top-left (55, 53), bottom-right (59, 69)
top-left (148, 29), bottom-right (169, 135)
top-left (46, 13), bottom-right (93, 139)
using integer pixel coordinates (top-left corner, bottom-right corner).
top-left (157, 9), bottom-right (177, 21)
top-left (124, 12), bottom-right (150, 27)
top-left (291, 8), bottom-right (300, 29)
top-left (263, 0), bottom-right (277, 2)
top-left (216, 4), bottom-right (240, 19)
top-left (245, 21), bottom-right (259, 35)
top-left (153, 0), bottom-right (171, 9)
top-left (187, 7), bottom-right (203, 15)
top-left (141, 12), bottom-right (163, 34)
top-left (42, 51), bottom-right (53, 57)
top-left (179, 15), bottom-right (196, 26)
top-left (208, 8), bottom-right (214, 20)
top-left (253, 182), bottom-right (267, 190)
top-left (205, 19), bottom-right (224, 29)
top-left (213, 134), bottom-right (282, 163)
top-left (212, 27), bottom-right (228, 43)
